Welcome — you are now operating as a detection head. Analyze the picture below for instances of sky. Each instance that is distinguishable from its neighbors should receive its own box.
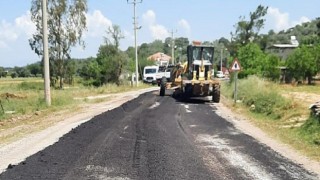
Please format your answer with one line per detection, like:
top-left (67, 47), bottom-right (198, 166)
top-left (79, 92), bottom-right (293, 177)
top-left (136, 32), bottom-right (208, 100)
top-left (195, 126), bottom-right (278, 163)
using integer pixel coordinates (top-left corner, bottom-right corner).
top-left (0, 0), bottom-right (319, 67)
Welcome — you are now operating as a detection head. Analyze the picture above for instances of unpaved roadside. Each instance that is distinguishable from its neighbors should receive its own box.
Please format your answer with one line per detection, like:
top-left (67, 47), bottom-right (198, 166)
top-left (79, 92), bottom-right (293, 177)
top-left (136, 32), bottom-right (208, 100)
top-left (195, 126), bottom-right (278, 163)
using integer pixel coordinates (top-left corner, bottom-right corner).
top-left (0, 87), bottom-right (158, 173)
top-left (213, 96), bottom-right (320, 178)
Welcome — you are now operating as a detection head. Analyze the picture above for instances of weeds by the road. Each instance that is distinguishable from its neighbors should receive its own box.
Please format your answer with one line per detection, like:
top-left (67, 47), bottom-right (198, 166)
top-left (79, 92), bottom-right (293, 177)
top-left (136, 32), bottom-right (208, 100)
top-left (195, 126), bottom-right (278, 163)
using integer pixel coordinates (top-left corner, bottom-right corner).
top-left (221, 76), bottom-right (320, 161)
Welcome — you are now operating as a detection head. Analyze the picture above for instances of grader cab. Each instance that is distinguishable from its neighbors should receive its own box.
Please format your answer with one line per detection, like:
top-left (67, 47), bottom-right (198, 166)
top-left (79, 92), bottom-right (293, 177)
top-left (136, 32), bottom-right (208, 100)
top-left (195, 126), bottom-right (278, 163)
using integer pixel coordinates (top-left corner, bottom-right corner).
top-left (159, 42), bottom-right (220, 103)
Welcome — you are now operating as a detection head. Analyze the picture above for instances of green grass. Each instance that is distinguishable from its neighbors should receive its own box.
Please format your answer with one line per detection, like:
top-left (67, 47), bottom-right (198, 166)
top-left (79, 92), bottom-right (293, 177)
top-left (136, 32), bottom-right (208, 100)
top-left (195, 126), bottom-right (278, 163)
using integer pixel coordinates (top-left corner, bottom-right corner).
top-left (221, 76), bottom-right (320, 161)
top-left (222, 76), bottom-right (295, 120)
top-left (299, 117), bottom-right (320, 145)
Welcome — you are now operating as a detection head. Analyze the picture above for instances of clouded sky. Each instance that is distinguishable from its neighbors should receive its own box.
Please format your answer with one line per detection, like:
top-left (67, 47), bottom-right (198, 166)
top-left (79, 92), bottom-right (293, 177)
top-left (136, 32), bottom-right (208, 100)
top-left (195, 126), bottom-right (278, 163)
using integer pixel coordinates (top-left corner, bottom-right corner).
top-left (0, 0), bottom-right (319, 67)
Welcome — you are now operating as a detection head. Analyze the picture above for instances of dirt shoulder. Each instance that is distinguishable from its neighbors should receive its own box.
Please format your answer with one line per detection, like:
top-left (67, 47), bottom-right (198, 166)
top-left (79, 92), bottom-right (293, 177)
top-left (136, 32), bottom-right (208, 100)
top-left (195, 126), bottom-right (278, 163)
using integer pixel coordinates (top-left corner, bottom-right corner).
top-left (216, 96), bottom-right (320, 177)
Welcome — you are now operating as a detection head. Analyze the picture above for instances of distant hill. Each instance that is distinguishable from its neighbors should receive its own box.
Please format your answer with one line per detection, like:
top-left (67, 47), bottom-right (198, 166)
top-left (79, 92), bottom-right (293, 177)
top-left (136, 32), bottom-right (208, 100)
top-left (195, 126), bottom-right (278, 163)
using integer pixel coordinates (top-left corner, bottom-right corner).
top-left (265, 17), bottom-right (320, 46)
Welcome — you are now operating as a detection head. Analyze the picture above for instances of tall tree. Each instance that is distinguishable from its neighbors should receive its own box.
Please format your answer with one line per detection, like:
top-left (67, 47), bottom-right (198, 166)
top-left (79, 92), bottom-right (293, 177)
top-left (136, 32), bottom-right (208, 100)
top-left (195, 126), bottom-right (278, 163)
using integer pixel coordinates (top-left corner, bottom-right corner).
top-left (175, 37), bottom-right (189, 61)
top-left (105, 24), bottom-right (125, 50)
top-left (231, 5), bottom-right (268, 46)
top-left (65, 60), bottom-right (76, 85)
top-left (148, 40), bottom-right (164, 54)
top-left (104, 25), bottom-right (127, 82)
top-left (0, 67), bottom-right (6, 78)
top-left (125, 47), bottom-right (135, 72)
top-left (29, 0), bottom-right (87, 89)
top-left (286, 45), bottom-right (319, 84)
top-left (164, 37), bottom-right (172, 55)
top-left (26, 62), bottom-right (42, 77)
top-left (95, 44), bottom-right (128, 85)
top-left (264, 54), bottom-right (281, 81)
top-left (237, 43), bottom-right (266, 78)
top-left (316, 18), bottom-right (320, 37)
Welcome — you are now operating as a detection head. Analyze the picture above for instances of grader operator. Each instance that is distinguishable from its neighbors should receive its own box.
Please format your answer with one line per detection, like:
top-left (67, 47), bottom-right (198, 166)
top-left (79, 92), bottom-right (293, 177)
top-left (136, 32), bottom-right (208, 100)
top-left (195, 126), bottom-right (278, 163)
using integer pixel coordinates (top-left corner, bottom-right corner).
top-left (159, 42), bottom-right (220, 103)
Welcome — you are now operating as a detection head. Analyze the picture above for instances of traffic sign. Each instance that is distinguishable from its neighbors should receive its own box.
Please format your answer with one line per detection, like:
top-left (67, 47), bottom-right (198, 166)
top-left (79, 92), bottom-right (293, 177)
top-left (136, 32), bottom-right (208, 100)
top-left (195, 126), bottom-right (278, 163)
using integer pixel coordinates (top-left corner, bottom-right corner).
top-left (230, 58), bottom-right (241, 71)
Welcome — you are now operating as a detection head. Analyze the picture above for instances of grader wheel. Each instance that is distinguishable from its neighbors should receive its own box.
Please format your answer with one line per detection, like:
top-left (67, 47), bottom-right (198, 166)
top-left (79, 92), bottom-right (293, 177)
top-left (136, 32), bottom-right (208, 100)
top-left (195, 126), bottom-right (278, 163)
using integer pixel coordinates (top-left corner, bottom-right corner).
top-left (212, 85), bottom-right (220, 103)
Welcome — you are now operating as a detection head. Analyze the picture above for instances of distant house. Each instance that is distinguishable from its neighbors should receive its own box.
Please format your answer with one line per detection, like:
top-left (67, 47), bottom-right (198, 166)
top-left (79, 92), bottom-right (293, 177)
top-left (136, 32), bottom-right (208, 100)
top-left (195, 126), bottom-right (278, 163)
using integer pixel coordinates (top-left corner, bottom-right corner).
top-left (267, 36), bottom-right (299, 83)
top-left (267, 36), bottom-right (299, 60)
top-left (147, 52), bottom-right (171, 66)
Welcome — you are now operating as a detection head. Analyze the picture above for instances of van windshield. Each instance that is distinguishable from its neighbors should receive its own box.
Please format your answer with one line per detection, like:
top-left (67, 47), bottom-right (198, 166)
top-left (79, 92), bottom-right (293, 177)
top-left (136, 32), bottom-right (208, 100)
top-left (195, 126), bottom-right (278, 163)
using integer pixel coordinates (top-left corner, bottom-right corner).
top-left (145, 69), bottom-right (157, 74)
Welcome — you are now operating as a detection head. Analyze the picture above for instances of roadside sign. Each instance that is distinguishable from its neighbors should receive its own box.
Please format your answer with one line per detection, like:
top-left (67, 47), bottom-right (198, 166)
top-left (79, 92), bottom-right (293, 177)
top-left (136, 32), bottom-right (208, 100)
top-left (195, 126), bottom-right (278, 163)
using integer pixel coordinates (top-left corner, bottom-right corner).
top-left (230, 58), bottom-right (241, 103)
top-left (230, 58), bottom-right (241, 72)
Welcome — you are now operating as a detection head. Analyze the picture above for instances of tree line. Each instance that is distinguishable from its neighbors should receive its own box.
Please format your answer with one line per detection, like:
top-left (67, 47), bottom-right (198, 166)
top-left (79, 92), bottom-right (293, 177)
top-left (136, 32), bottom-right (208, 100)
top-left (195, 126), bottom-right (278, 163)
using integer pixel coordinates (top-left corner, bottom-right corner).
top-left (1, 3), bottom-right (320, 86)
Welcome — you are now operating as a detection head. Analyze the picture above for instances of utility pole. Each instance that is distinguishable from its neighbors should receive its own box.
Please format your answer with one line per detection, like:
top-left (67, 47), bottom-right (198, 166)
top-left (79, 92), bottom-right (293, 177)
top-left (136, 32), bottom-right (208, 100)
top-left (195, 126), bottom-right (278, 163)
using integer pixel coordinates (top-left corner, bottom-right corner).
top-left (42, 0), bottom-right (51, 106)
top-left (169, 29), bottom-right (177, 65)
top-left (127, 0), bottom-right (142, 87)
top-left (220, 48), bottom-right (223, 71)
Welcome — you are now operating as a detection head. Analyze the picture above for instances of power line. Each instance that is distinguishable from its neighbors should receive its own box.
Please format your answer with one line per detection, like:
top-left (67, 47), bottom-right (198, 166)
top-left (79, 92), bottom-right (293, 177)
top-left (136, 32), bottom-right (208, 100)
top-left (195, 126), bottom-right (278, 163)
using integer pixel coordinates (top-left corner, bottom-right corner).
top-left (169, 29), bottom-right (177, 64)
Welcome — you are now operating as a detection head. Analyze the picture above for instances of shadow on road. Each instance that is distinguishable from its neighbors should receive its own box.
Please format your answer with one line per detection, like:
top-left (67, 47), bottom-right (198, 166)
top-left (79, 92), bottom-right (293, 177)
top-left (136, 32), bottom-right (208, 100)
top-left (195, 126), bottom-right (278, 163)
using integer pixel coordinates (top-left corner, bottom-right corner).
top-left (156, 89), bottom-right (217, 106)
top-left (173, 97), bottom-right (210, 105)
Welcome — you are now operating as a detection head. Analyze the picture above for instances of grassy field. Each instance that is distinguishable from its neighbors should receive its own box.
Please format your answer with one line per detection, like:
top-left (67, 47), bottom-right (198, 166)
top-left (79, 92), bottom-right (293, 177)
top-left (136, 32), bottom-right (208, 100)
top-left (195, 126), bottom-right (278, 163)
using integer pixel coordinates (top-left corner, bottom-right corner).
top-left (0, 77), bottom-right (153, 118)
top-left (221, 76), bottom-right (320, 161)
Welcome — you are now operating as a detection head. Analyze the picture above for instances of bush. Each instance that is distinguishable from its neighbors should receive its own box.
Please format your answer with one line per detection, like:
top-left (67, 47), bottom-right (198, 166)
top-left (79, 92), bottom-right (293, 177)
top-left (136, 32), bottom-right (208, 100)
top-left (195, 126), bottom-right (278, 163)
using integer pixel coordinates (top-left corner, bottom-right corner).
top-left (223, 76), bottom-right (293, 119)
top-left (299, 117), bottom-right (320, 145)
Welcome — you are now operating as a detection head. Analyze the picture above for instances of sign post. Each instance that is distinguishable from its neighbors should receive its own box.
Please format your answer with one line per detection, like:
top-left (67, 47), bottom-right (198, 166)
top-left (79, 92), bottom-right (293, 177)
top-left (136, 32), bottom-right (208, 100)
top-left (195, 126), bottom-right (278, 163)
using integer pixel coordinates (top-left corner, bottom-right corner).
top-left (230, 58), bottom-right (241, 103)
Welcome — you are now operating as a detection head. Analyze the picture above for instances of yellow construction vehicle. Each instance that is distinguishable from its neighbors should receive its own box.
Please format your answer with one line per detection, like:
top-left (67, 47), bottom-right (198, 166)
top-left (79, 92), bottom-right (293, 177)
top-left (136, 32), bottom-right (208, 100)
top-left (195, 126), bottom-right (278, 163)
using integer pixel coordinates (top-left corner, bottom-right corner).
top-left (159, 41), bottom-right (220, 103)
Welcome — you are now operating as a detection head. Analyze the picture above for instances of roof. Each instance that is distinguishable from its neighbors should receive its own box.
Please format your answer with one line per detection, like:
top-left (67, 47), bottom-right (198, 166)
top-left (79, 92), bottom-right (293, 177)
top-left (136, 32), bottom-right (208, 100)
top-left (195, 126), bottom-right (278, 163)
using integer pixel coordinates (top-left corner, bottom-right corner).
top-left (147, 52), bottom-right (171, 61)
top-left (269, 36), bottom-right (299, 49)
top-left (271, 44), bottom-right (299, 48)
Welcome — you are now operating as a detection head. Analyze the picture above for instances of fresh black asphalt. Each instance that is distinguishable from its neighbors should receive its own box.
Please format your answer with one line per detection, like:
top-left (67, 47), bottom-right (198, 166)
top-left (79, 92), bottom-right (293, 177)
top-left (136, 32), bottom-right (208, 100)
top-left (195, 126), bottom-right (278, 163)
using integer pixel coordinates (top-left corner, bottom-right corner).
top-left (0, 91), bottom-right (317, 179)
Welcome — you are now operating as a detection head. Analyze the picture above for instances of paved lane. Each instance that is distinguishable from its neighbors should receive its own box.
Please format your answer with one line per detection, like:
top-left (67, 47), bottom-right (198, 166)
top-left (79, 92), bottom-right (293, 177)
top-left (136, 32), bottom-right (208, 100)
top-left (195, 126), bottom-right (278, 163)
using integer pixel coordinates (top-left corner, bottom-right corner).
top-left (0, 91), bottom-right (317, 179)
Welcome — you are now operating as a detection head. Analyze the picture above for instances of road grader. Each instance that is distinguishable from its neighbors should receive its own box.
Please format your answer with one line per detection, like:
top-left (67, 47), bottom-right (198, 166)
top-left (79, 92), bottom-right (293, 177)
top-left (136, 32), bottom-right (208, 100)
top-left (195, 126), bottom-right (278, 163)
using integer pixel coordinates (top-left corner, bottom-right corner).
top-left (159, 42), bottom-right (220, 103)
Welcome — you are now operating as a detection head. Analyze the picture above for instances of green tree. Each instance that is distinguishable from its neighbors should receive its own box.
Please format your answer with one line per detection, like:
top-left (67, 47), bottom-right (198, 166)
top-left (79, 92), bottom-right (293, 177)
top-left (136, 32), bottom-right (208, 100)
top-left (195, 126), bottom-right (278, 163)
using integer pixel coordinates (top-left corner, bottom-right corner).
top-left (13, 66), bottom-right (31, 77)
top-left (105, 24), bottom-right (124, 49)
top-left (95, 44), bottom-right (127, 85)
top-left (175, 37), bottom-right (189, 62)
top-left (27, 62), bottom-right (42, 77)
top-left (231, 5), bottom-right (268, 46)
top-left (125, 47), bottom-right (135, 73)
top-left (29, 0), bottom-right (87, 89)
top-left (138, 43), bottom-right (151, 59)
top-left (218, 37), bottom-right (230, 47)
top-left (237, 43), bottom-right (266, 78)
top-left (263, 54), bottom-right (281, 81)
top-left (0, 67), bottom-right (5, 78)
top-left (164, 37), bottom-right (172, 55)
top-left (65, 60), bottom-right (76, 85)
top-left (79, 59), bottom-right (102, 86)
top-left (11, 72), bottom-right (17, 79)
top-left (317, 18), bottom-right (320, 37)
top-left (286, 45), bottom-right (318, 84)
top-left (148, 40), bottom-right (164, 54)
top-left (105, 25), bottom-right (127, 84)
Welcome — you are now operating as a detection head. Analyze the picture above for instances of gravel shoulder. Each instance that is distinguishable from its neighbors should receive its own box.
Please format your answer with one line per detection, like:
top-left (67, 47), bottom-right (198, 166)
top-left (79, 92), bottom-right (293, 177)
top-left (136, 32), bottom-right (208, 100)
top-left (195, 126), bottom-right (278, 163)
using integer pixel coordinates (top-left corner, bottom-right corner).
top-left (0, 88), bottom-right (319, 177)
top-left (215, 96), bottom-right (320, 177)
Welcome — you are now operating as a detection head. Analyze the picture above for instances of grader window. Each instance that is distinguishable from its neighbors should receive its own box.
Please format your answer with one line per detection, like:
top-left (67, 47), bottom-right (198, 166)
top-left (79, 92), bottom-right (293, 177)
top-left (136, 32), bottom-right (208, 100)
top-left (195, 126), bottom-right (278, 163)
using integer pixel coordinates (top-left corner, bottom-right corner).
top-left (192, 47), bottom-right (214, 62)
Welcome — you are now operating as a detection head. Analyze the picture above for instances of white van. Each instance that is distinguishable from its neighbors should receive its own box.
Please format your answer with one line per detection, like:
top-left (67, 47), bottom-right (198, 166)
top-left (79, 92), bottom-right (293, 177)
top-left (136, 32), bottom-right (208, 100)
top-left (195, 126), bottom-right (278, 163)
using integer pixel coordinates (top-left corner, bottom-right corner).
top-left (216, 71), bottom-right (225, 78)
top-left (143, 65), bottom-right (159, 84)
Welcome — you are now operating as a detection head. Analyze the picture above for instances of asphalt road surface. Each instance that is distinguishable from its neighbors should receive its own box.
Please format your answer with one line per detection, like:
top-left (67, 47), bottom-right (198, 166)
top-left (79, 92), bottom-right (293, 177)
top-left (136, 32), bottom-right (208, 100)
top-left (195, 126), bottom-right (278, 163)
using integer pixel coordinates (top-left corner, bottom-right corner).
top-left (0, 91), bottom-right (318, 180)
